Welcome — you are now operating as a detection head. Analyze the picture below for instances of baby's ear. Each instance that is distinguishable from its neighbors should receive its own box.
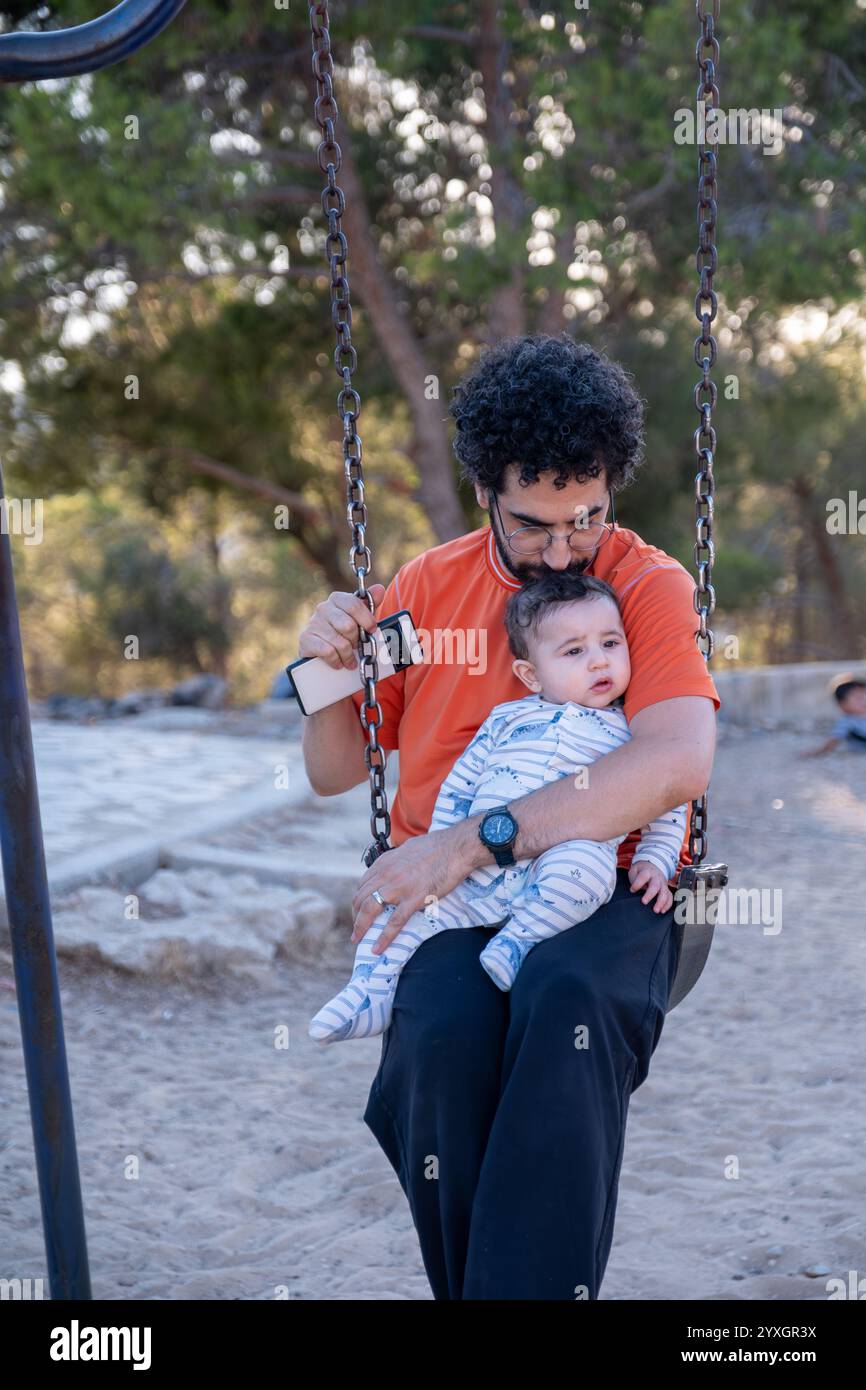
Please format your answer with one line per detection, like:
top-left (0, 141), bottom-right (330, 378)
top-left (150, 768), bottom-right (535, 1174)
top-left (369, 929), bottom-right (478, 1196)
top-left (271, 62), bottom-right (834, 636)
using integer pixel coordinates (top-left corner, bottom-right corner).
top-left (512, 658), bottom-right (541, 692)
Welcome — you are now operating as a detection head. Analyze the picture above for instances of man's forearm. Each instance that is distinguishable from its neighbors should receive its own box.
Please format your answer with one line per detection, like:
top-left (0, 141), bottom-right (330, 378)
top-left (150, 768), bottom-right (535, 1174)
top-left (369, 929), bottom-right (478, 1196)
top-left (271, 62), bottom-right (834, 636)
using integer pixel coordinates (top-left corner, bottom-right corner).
top-left (457, 733), bottom-right (708, 871)
top-left (301, 697), bottom-right (368, 795)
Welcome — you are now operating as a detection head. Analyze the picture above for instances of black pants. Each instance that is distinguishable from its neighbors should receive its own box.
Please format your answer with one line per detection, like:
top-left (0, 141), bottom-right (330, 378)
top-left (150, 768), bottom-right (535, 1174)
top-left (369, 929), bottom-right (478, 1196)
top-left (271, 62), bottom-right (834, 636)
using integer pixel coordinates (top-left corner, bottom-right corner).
top-left (363, 868), bottom-right (684, 1300)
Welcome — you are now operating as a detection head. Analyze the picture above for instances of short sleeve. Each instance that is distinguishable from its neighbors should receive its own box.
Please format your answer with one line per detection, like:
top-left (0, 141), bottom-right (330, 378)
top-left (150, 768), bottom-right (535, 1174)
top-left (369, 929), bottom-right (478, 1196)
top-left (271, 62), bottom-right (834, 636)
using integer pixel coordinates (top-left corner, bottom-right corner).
top-left (831, 715), bottom-right (851, 740)
top-left (348, 568), bottom-right (408, 751)
top-left (620, 564), bottom-right (721, 724)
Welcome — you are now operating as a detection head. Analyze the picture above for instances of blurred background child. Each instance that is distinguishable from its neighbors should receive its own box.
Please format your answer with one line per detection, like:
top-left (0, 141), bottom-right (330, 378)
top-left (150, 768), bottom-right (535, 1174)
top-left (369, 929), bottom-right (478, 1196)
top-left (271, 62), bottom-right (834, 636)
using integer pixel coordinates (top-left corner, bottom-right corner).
top-left (800, 675), bottom-right (866, 757)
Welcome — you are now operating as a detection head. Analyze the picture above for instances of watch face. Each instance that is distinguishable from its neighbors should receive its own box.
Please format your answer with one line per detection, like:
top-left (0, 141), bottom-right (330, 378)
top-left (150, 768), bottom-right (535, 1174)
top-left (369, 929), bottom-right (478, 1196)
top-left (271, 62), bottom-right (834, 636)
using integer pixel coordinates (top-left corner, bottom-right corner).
top-left (484, 813), bottom-right (514, 845)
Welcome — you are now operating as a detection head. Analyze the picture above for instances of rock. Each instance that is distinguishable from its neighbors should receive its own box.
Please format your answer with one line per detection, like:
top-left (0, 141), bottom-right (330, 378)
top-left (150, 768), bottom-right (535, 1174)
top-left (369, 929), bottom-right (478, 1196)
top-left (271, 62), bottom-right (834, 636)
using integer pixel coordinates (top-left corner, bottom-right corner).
top-left (45, 693), bottom-right (113, 721)
top-left (51, 866), bottom-right (336, 979)
top-left (170, 675), bottom-right (228, 709)
top-left (43, 689), bottom-right (177, 720)
top-left (114, 689), bottom-right (171, 715)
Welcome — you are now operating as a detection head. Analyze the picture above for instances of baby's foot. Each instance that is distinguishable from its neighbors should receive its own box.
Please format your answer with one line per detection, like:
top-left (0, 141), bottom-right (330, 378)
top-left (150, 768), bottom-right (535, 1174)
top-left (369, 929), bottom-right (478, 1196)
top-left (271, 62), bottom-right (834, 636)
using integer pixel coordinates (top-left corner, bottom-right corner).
top-left (479, 930), bottom-right (537, 991)
top-left (309, 907), bottom-right (443, 1043)
top-left (308, 957), bottom-right (398, 1044)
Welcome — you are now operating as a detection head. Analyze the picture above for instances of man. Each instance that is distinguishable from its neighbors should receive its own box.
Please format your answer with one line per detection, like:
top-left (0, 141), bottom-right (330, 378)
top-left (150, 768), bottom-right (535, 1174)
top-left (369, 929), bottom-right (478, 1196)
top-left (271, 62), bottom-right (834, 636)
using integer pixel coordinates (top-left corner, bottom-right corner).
top-left (299, 334), bottom-right (720, 1299)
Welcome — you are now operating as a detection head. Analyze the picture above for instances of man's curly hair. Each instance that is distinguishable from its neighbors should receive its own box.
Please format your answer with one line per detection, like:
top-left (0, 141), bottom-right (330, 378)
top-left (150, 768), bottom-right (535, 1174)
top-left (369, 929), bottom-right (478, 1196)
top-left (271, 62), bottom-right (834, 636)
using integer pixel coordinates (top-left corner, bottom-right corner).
top-left (449, 334), bottom-right (647, 493)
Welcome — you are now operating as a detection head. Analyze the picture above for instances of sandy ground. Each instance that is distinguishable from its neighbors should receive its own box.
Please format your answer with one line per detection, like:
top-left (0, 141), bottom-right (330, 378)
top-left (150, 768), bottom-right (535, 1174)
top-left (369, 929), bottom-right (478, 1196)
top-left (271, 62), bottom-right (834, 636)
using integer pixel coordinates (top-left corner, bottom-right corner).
top-left (1, 725), bottom-right (865, 1300)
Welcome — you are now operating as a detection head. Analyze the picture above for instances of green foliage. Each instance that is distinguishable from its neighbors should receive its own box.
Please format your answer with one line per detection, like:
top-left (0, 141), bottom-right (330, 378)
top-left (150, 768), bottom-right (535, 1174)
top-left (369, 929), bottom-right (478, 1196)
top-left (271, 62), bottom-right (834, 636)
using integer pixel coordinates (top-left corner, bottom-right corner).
top-left (1, 0), bottom-right (865, 687)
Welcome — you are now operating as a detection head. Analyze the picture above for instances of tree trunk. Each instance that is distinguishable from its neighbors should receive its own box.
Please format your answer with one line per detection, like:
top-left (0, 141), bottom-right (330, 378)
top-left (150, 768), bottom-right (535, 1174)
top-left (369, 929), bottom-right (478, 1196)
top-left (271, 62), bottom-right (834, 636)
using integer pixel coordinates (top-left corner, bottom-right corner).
top-left (478, 0), bottom-right (527, 343)
top-left (334, 133), bottom-right (467, 542)
top-left (792, 514), bottom-right (809, 660)
top-left (790, 474), bottom-right (857, 655)
top-left (205, 496), bottom-right (231, 679)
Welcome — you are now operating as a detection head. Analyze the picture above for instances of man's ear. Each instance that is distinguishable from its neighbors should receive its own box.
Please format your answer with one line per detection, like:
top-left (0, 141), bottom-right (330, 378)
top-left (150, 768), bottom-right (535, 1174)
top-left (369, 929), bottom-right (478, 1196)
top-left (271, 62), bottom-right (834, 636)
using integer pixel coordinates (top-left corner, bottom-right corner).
top-left (475, 482), bottom-right (489, 511)
top-left (512, 658), bottom-right (541, 693)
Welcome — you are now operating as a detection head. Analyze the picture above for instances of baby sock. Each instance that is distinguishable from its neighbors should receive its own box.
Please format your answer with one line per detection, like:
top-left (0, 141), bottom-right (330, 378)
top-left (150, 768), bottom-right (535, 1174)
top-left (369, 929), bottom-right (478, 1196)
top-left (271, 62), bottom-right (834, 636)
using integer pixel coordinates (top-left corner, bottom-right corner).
top-left (478, 922), bottom-right (541, 991)
top-left (308, 907), bottom-right (441, 1044)
top-left (479, 884), bottom-right (606, 990)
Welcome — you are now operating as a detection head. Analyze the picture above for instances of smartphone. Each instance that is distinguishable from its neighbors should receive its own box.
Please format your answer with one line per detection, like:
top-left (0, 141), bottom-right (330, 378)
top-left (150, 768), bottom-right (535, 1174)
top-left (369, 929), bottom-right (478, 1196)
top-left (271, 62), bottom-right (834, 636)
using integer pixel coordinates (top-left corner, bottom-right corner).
top-left (286, 609), bottom-right (423, 716)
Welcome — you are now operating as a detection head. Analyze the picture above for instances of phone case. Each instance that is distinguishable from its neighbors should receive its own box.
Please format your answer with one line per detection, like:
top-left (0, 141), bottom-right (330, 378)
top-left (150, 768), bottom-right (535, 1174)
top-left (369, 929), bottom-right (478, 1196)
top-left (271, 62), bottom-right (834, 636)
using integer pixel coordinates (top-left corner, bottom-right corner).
top-left (285, 609), bottom-right (422, 715)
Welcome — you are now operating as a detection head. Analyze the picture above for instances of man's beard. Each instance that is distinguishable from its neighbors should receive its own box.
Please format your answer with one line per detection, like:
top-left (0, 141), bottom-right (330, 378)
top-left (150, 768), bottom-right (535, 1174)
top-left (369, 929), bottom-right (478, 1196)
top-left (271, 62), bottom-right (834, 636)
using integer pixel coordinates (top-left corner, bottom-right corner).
top-left (490, 519), bottom-right (594, 581)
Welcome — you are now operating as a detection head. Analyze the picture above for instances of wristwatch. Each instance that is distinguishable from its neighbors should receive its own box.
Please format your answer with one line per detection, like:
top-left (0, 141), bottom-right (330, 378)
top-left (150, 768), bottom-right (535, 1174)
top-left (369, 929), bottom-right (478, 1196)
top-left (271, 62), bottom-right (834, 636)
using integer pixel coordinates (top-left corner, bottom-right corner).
top-left (478, 805), bottom-right (519, 867)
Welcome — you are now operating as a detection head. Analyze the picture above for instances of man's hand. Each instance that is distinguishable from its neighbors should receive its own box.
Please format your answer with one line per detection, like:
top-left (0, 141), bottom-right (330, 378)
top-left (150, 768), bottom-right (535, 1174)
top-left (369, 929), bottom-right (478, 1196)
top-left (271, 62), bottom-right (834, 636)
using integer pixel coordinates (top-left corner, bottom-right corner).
top-left (298, 582), bottom-right (387, 670)
top-left (298, 582), bottom-right (388, 798)
top-left (628, 859), bottom-right (674, 913)
top-left (351, 819), bottom-right (484, 953)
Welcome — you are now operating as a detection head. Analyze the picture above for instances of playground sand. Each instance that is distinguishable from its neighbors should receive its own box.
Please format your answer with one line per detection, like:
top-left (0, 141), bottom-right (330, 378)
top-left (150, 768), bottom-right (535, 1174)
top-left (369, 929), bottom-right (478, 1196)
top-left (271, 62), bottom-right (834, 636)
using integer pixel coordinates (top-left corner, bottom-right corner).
top-left (1, 727), bottom-right (864, 1300)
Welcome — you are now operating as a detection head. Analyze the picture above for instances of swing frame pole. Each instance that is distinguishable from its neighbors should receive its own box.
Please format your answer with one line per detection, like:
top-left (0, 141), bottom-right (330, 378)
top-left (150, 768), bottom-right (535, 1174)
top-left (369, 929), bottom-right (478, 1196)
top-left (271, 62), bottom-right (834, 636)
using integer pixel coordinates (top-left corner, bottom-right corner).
top-left (0, 0), bottom-right (188, 1302)
top-left (0, 466), bottom-right (91, 1300)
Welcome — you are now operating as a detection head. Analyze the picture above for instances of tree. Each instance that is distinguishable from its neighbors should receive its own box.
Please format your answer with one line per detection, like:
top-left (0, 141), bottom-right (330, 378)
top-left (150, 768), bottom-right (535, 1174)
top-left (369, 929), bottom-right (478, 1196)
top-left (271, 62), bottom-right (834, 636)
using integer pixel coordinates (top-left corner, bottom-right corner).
top-left (1, 0), bottom-right (864, 667)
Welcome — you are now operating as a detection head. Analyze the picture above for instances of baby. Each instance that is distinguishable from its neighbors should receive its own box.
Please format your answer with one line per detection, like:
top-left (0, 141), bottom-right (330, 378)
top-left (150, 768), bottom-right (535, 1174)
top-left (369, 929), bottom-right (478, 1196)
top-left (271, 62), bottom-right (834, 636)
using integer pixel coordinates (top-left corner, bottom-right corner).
top-left (309, 570), bottom-right (688, 1045)
top-left (800, 675), bottom-right (866, 756)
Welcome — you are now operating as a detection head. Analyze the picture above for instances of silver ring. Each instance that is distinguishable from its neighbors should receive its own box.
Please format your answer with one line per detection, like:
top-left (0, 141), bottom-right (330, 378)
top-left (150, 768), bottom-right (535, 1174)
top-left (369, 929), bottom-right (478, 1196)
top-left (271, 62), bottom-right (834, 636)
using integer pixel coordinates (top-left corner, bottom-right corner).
top-left (371, 889), bottom-right (393, 908)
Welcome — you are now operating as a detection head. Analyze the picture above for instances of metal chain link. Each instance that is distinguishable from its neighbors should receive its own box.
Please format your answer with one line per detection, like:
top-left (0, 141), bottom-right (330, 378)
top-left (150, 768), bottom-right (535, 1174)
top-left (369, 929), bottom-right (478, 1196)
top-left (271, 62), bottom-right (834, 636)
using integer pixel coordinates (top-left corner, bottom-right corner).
top-left (688, 0), bottom-right (722, 868)
top-left (309, 2), bottom-right (391, 865)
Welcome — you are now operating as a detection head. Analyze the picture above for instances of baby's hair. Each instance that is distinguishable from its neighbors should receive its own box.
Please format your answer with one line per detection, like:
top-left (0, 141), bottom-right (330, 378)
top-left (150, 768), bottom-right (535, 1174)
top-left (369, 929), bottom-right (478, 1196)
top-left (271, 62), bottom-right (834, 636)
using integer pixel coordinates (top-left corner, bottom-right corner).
top-left (504, 570), bottom-right (622, 661)
top-left (830, 674), bottom-right (866, 705)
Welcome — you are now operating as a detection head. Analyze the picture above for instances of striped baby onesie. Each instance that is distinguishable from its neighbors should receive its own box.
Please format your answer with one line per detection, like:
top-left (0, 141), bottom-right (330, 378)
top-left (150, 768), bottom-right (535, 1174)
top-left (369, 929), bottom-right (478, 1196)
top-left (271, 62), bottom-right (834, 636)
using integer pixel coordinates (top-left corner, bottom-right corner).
top-left (309, 692), bottom-right (687, 1043)
top-left (426, 693), bottom-right (686, 942)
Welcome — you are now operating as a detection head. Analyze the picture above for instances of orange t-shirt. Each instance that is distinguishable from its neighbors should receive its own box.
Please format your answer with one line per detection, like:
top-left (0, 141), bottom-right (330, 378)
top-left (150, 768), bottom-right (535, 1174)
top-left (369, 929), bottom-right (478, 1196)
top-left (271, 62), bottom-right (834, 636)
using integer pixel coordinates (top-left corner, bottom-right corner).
top-left (351, 523), bottom-right (720, 873)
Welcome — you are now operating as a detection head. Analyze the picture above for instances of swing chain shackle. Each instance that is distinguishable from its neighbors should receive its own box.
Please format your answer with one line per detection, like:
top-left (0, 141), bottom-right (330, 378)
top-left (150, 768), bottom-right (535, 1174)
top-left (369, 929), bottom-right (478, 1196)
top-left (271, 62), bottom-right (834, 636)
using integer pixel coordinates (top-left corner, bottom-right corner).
top-left (686, 0), bottom-right (727, 887)
top-left (309, 3), bottom-right (391, 865)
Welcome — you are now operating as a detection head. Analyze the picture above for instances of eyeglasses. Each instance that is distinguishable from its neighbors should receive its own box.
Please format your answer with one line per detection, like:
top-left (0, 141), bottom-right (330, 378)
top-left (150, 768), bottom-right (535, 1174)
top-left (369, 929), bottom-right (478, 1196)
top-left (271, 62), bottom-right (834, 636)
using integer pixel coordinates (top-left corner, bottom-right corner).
top-left (489, 490), bottom-right (616, 556)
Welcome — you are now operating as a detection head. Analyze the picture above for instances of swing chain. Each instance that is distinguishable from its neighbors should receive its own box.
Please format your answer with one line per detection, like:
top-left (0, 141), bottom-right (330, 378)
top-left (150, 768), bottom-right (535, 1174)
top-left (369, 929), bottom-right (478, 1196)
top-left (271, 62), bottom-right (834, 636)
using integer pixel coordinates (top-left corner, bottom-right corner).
top-left (309, 2), bottom-right (391, 865)
top-left (686, 0), bottom-right (726, 883)
top-left (308, 0), bottom-right (724, 886)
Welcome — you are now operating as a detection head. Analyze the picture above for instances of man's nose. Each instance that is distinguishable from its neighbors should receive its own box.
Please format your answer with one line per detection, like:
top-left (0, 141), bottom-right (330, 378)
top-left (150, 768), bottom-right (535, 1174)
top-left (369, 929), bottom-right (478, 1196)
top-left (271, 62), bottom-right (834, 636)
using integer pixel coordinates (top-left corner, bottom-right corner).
top-left (542, 535), bottom-right (574, 571)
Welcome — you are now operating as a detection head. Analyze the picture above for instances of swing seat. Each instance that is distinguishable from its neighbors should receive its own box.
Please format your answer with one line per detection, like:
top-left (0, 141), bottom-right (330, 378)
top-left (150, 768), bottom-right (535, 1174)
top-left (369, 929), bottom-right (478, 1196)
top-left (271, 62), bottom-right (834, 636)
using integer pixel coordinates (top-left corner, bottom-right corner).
top-left (666, 862), bottom-right (728, 1012)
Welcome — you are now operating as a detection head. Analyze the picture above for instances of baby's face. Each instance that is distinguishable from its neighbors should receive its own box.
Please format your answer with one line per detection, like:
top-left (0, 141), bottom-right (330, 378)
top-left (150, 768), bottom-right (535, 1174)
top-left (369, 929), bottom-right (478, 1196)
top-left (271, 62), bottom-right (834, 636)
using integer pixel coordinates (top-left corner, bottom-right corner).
top-left (841, 688), bottom-right (866, 717)
top-left (513, 595), bottom-right (631, 708)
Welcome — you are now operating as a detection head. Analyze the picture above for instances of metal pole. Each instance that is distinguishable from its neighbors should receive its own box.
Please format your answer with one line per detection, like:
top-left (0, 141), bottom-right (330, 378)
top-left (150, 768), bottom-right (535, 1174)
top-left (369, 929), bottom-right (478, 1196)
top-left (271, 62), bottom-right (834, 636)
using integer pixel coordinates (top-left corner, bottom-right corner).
top-left (0, 0), bottom-right (188, 80)
top-left (0, 469), bottom-right (91, 1298)
top-left (0, 0), bottom-right (188, 1300)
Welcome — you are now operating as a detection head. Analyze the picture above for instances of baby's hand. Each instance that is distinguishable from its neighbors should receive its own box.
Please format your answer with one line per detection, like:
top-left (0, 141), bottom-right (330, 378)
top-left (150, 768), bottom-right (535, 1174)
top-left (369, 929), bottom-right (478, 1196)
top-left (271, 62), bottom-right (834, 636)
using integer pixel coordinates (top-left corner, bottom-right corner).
top-left (628, 860), bottom-right (673, 913)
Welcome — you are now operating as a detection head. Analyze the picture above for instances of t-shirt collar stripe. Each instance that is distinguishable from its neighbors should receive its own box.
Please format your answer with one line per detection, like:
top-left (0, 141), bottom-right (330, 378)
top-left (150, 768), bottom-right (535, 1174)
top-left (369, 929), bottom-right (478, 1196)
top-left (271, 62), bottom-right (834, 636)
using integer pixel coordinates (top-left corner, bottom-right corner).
top-left (484, 526), bottom-right (522, 591)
